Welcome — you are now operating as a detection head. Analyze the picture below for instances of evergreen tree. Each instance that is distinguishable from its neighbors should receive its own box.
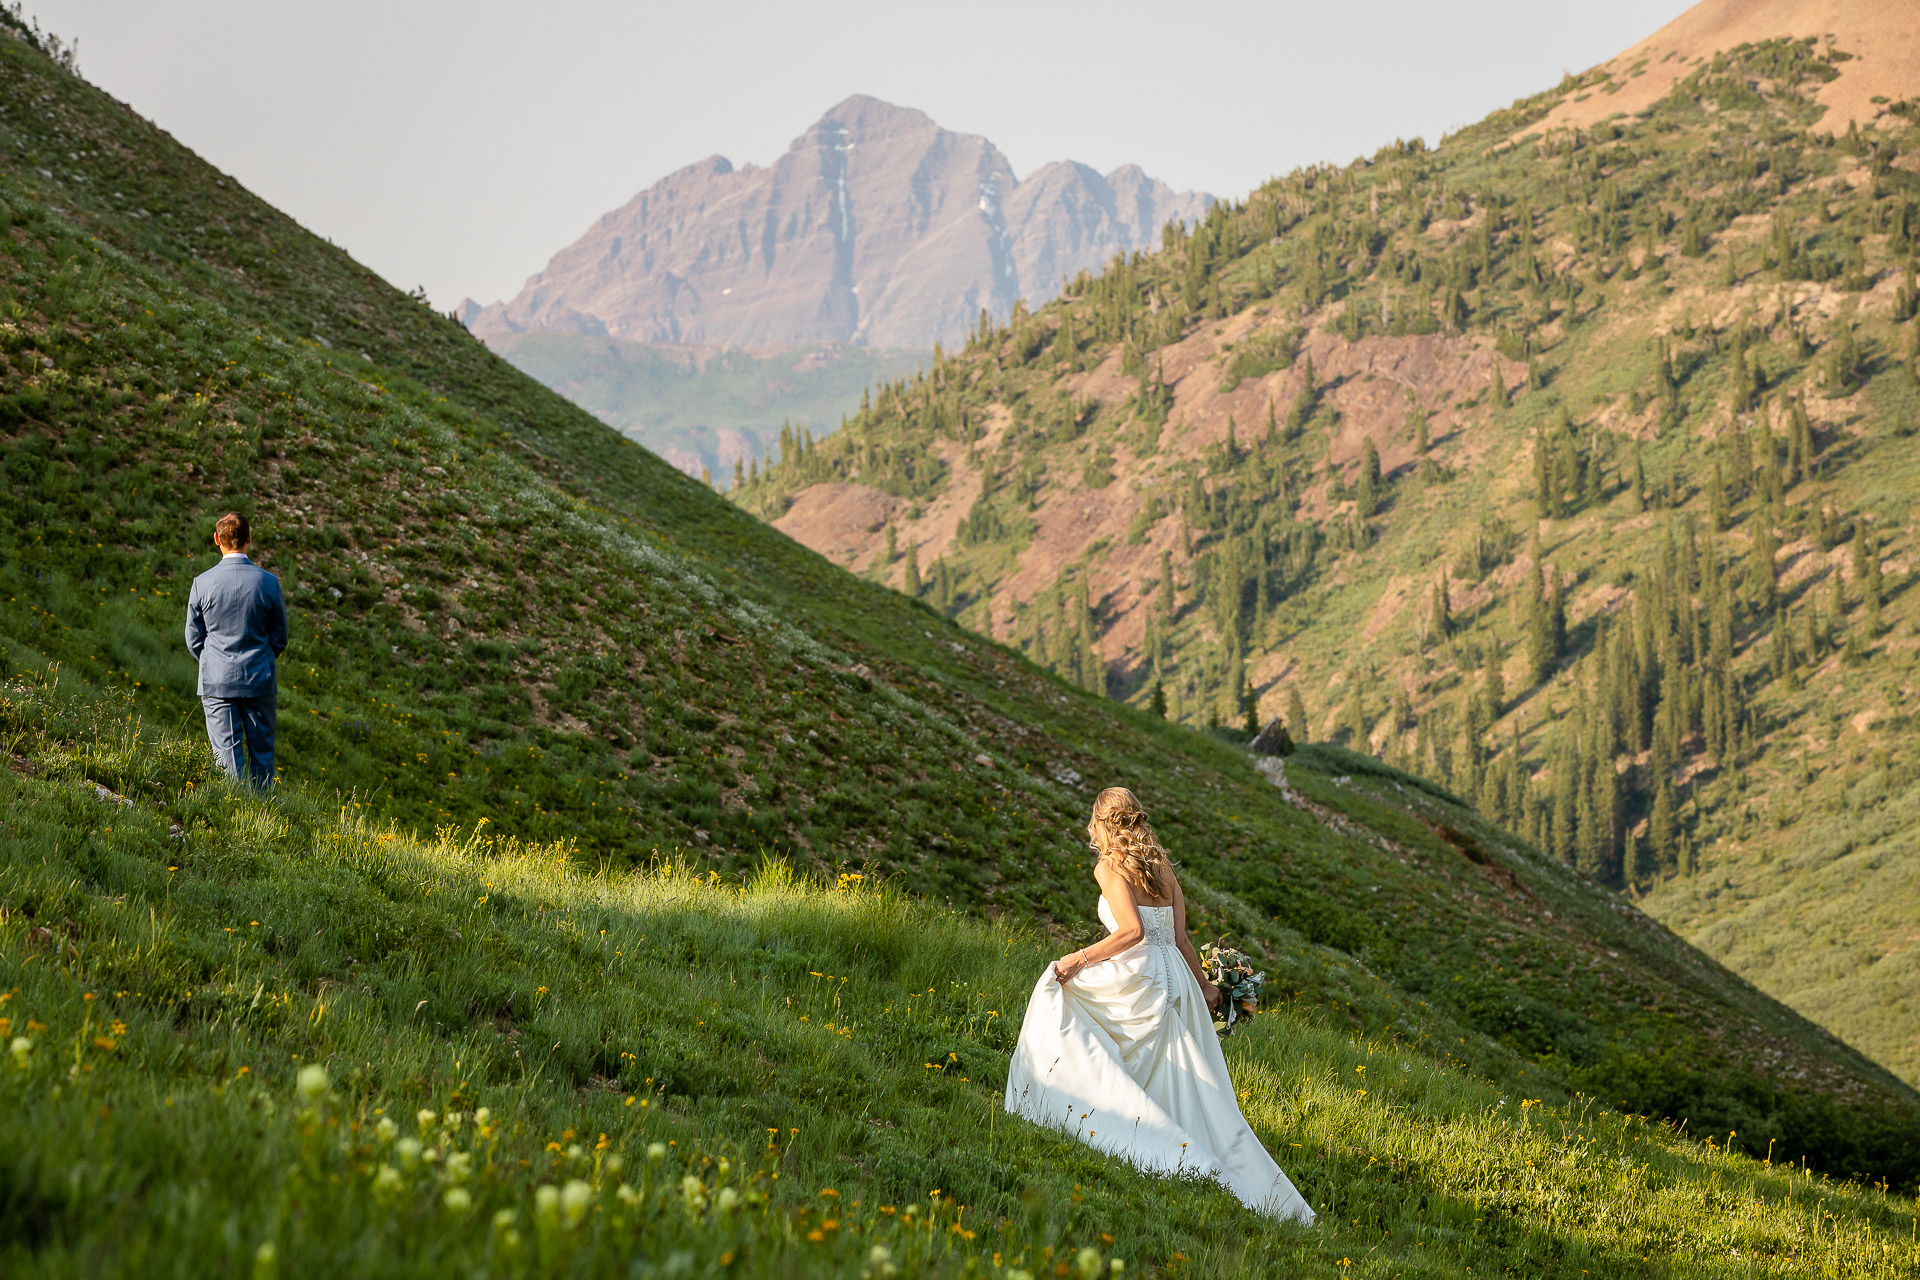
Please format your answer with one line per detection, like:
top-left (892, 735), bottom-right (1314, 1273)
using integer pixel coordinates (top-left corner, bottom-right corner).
top-left (1824, 322), bottom-right (1862, 397)
top-left (1285, 355), bottom-right (1318, 433)
top-left (1158, 549), bottom-right (1176, 618)
top-left (1729, 333), bottom-right (1754, 413)
top-left (1576, 758), bottom-right (1606, 878)
top-left (1865, 530), bottom-right (1885, 632)
top-left (1482, 643), bottom-right (1506, 719)
top-left (1356, 437), bottom-right (1382, 518)
top-left (902, 541), bottom-right (921, 597)
top-left (932, 558), bottom-right (953, 612)
top-left (1533, 426), bottom-right (1555, 517)
top-left (1769, 604), bottom-right (1791, 683)
top-left (1550, 733), bottom-right (1578, 866)
top-left (1430, 572), bottom-right (1453, 640)
top-left (1344, 674), bottom-right (1370, 751)
top-left (1583, 430), bottom-right (1605, 505)
top-left (1288, 686), bottom-right (1311, 743)
top-left (1149, 681), bottom-right (1167, 718)
top-left (1547, 566), bottom-right (1568, 665)
top-left (1745, 512), bottom-right (1778, 611)
top-left (1525, 573), bottom-right (1553, 684)
top-left (1789, 395), bottom-right (1816, 482)
top-left (1708, 459), bottom-right (1730, 532)
top-left (1649, 776), bottom-right (1678, 871)
top-left (1630, 443), bottom-right (1647, 512)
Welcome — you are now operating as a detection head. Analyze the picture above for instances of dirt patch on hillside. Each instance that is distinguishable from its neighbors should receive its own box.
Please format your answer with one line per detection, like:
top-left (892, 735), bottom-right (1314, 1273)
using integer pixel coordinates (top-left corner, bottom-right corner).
top-left (772, 483), bottom-right (898, 570)
top-left (1511, 0), bottom-right (1920, 143)
top-left (773, 407), bottom-right (1016, 589)
top-left (777, 320), bottom-right (1526, 685)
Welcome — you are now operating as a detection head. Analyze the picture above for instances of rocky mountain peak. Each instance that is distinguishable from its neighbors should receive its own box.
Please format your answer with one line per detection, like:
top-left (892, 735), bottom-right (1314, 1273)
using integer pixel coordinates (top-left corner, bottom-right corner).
top-left (467, 97), bottom-right (1208, 349)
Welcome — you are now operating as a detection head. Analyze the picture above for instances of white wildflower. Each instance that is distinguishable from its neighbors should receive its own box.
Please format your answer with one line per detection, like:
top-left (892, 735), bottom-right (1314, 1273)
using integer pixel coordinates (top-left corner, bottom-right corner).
top-left (294, 1064), bottom-right (329, 1100)
top-left (560, 1179), bottom-right (592, 1225)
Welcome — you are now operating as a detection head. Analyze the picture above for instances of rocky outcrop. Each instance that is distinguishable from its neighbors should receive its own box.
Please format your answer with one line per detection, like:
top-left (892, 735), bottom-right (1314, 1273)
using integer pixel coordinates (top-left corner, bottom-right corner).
top-left (468, 96), bottom-right (1208, 349)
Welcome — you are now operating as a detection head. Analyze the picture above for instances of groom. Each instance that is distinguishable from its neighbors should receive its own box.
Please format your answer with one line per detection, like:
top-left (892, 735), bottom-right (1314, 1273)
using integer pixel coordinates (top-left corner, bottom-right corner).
top-left (185, 512), bottom-right (288, 791)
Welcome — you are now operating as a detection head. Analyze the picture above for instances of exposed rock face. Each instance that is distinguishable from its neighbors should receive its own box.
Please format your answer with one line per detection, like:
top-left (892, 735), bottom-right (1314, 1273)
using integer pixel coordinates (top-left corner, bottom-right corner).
top-left (469, 96), bottom-right (1209, 349)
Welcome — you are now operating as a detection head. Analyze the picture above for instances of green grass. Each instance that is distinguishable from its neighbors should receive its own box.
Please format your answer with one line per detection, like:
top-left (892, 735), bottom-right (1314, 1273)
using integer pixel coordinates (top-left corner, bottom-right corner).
top-left (4, 675), bottom-right (1918, 1278)
top-left (0, 22), bottom-right (1918, 1273)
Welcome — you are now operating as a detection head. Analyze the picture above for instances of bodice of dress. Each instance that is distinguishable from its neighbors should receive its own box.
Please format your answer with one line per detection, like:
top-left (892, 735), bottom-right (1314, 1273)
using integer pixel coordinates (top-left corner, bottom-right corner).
top-left (1098, 897), bottom-right (1177, 948)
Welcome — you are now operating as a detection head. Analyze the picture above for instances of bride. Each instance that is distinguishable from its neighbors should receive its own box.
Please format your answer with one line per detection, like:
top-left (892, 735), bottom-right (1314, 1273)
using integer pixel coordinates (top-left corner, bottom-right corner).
top-left (1004, 787), bottom-right (1315, 1223)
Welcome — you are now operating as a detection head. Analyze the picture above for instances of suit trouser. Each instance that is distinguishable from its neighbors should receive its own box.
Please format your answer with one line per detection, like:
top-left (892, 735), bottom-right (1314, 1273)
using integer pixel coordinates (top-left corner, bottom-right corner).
top-left (202, 694), bottom-right (276, 791)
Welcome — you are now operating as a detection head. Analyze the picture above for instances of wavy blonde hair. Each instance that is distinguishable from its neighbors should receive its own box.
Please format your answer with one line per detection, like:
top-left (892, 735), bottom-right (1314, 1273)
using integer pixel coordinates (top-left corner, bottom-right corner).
top-left (1087, 787), bottom-right (1171, 898)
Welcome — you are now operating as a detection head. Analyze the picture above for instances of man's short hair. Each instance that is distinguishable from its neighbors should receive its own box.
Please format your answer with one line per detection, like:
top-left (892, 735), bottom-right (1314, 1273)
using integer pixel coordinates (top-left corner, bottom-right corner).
top-left (214, 512), bottom-right (250, 549)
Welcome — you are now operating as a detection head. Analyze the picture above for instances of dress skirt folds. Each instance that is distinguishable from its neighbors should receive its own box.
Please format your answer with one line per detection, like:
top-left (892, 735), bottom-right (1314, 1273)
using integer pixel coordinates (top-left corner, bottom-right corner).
top-left (1003, 900), bottom-right (1314, 1223)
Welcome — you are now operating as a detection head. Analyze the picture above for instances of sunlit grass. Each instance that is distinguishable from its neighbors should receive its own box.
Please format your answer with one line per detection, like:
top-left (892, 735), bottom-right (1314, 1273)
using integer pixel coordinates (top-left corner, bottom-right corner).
top-left (3, 685), bottom-right (1916, 1277)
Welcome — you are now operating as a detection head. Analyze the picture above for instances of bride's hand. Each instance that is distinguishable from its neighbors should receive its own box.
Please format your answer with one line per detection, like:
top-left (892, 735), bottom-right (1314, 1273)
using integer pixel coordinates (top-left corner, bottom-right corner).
top-left (1053, 951), bottom-right (1087, 984)
top-left (1201, 980), bottom-right (1222, 1011)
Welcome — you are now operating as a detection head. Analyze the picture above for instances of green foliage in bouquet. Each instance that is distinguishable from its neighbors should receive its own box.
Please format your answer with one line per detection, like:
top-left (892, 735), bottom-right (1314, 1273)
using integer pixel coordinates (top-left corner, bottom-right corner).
top-left (1199, 943), bottom-right (1265, 1038)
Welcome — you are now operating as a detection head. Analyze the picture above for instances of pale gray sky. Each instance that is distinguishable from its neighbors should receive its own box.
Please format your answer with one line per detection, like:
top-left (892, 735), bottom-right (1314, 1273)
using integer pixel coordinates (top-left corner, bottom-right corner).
top-left (38, 1), bottom-right (1693, 309)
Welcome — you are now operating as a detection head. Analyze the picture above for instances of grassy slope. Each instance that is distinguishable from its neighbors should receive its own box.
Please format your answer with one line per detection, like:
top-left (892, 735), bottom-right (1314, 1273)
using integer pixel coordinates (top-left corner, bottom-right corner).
top-left (735, 42), bottom-right (1920, 1088)
top-left (0, 24), bottom-right (1916, 1270)
top-left (7, 682), bottom-right (1917, 1278)
top-left (484, 332), bottom-right (926, 481)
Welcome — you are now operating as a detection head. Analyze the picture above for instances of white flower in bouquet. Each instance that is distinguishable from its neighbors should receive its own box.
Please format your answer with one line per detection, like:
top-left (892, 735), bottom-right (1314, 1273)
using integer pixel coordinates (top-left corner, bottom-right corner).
top-left (1198, 942), bottom-right (1266, 1037)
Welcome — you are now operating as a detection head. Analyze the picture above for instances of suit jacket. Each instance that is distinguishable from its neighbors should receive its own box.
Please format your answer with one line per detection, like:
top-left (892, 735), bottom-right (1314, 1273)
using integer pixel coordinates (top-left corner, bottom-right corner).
top-left (185, 554), bottom-right (288, 698)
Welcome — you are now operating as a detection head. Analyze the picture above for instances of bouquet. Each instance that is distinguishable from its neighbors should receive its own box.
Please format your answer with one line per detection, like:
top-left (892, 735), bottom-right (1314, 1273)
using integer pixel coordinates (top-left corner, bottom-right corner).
top-left (1198, 942), bottom-right (1265, 1038)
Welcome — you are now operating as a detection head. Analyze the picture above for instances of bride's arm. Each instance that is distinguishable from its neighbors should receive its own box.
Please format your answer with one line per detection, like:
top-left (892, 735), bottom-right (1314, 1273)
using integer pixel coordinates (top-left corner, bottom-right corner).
top-left (1052, 863), bottom-right (1144, 983)
top-left (1169, 870), bottom-right (1222, 1009)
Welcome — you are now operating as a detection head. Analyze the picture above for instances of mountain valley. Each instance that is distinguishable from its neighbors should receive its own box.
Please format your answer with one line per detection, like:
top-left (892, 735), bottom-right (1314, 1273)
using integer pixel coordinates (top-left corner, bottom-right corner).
top-left (734, 6), bottom-right (1920, 1090)
top-left (2, 4), bottom-right (1919, 1274)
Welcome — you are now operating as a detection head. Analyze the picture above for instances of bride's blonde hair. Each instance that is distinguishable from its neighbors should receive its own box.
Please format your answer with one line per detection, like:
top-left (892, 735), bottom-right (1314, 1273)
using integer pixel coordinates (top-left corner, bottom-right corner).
top-left (1087, 787), bottom-right (1170, 897)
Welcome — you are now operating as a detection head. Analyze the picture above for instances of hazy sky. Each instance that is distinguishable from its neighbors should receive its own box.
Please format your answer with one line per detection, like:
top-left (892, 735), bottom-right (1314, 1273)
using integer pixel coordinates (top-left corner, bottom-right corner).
top-left (39, 1), bottom-right (1693, 309)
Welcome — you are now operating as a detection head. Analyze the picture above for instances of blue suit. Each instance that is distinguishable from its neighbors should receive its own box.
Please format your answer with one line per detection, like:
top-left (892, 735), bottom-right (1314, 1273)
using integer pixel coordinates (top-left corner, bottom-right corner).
top-left (185, 553), bottom-right (288, 790)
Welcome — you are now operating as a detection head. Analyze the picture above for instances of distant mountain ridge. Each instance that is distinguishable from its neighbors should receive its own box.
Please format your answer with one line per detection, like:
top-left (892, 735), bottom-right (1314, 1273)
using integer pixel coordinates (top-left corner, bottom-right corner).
top-left (465, 95), bottom-right (1211, 349)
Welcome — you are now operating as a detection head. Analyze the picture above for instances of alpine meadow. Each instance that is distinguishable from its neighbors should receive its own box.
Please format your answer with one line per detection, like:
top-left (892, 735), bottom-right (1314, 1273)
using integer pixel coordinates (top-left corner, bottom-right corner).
top-left (2, 6), bottom-right (1919, 1280)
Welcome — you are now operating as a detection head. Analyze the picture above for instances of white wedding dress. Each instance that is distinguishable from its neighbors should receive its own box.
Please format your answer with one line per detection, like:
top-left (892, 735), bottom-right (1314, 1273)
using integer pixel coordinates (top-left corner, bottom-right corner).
top-left (1004, 898), bottom-right (1315, 1223)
